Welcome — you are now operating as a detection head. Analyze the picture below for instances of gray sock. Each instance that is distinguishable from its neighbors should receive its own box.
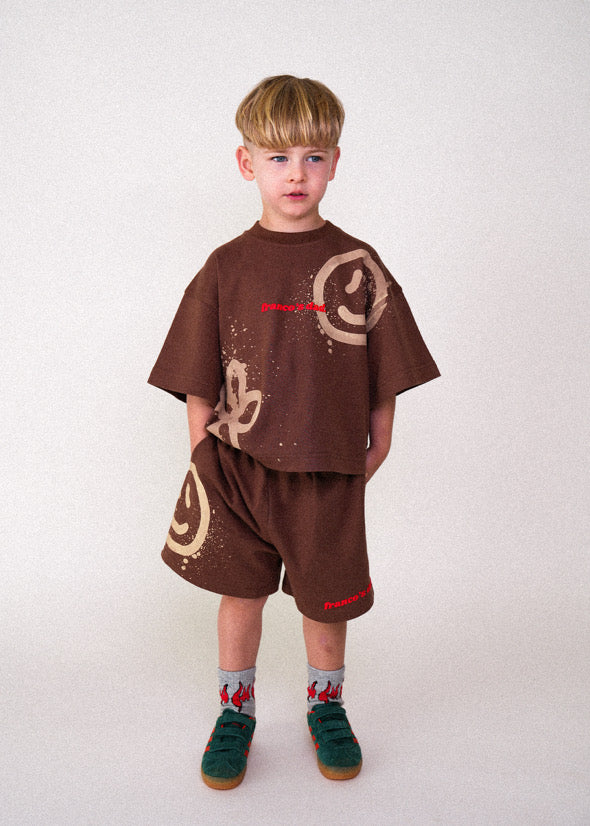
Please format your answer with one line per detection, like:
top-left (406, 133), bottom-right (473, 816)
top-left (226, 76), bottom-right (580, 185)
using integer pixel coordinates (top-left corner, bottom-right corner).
top-left (307, 664), bottom-right (345, 710)
top-left (218, 667), bottom-right (256, 717)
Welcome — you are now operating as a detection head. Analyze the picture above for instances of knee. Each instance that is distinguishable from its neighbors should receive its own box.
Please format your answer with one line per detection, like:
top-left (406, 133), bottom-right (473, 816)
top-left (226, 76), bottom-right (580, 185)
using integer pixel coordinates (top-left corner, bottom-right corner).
top-left (221, 594), bottom-right (268, 616)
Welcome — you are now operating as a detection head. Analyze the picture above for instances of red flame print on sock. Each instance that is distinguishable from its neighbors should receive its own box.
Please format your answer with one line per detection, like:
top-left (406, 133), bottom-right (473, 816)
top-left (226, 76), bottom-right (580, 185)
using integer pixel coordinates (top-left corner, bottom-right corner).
top-left (329, 683), bottom-right (341, 701)
top-left (231, 682), bottom-right (253, 711)
top-left (317, 681), bottom-right (342, 704)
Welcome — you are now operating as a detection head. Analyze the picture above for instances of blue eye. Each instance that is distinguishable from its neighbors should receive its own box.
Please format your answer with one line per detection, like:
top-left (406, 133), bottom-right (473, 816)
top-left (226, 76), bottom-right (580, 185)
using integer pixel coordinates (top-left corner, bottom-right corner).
top-left (308, 156), bottom-right (323, 163)
top-left (271, 155), bottom-right (287, 162)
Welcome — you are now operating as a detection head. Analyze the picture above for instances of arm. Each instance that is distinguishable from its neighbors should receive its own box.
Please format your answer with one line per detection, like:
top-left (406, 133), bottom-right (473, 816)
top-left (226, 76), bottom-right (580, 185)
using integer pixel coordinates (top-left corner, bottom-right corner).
top-left (187, 394), bottom-right (215, 453)
top-left (365, 396), bottom-right (396, 483)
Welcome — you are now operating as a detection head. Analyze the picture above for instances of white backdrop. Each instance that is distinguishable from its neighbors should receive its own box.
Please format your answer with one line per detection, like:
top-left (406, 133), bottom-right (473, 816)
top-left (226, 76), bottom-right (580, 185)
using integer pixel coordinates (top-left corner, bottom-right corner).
top-left (2, 1), bottom-right (589, 823)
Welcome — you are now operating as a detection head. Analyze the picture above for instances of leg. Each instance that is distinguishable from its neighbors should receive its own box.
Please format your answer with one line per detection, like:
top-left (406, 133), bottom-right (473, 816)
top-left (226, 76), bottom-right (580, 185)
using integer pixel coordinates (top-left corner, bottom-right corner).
top-left (303, 616), bottom-right (362, 780)
top-left (201, 595), bottom-right (267, 791)
top-left (302, 615), bottom-right (347, 670)
top-left (218, 594), bottom-right (268, 671)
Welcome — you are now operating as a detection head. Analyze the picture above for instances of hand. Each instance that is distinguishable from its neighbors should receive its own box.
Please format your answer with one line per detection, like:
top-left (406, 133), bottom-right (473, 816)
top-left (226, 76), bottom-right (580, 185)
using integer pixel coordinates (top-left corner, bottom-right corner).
top-left (187, 395), bottom-right (215, 453)
top-left (365, 397), bottom-right (396, 482)
top-left (365, 445), bottom-right (389, 483)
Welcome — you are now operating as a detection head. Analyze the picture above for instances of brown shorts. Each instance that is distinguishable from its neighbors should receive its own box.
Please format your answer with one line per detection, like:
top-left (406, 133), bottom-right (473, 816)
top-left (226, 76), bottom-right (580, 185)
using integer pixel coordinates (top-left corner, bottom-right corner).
top-left (161, 434), bottom-right (373, 623)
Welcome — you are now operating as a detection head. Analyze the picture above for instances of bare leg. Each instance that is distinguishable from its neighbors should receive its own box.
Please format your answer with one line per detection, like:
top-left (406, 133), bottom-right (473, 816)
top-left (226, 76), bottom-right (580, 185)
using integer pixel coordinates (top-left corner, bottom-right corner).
top-left (218, 595), bottom-right (268, 671)
top-left (302, 616), bottom-right (347, 670)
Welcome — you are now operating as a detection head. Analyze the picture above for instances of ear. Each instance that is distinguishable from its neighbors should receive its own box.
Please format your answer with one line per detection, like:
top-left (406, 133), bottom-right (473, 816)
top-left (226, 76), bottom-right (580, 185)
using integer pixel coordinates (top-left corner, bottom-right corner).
top-left (328, 147), bottom-right (341, 182)
top-left (236, 145), bottom-right (255, 181)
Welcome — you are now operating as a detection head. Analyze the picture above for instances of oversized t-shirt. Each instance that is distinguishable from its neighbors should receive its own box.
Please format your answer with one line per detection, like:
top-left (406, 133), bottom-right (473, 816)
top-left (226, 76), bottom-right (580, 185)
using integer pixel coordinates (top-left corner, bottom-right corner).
top-left (148, 220), bottom-right (440, 474)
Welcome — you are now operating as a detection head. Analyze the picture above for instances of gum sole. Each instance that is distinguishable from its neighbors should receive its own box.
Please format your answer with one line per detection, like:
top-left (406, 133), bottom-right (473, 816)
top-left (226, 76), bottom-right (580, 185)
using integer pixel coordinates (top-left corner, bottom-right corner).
top-left (318, 758), bottom-right (362, 781)
top-left (201, 766), bottom-right (247, 790)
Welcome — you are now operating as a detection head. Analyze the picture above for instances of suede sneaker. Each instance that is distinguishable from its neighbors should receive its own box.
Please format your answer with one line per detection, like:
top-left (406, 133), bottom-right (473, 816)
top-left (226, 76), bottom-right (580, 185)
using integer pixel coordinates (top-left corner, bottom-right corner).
top-left (201, 709), bottom-right (256, 790)
top-left (307, 702), bottom-right (362, 780)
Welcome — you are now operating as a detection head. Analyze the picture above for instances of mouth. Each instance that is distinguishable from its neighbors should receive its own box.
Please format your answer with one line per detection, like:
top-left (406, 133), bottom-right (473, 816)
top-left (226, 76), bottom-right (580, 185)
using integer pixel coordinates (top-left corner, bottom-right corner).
top-left (285, 192), bottom-right (307, 200)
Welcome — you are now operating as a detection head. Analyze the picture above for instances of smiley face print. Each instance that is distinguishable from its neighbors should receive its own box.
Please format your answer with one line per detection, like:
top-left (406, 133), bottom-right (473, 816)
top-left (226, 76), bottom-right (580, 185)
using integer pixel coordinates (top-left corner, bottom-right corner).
top-left (312, 249), bottom-right (389, 346)
top-left (166, 461), bottom-right (211, 558)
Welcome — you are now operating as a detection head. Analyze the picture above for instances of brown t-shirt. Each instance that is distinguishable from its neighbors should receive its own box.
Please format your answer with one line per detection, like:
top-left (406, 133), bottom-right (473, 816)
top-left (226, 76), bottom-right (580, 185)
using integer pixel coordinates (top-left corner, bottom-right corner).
top-left (148, 221), bottom-right (440, 474)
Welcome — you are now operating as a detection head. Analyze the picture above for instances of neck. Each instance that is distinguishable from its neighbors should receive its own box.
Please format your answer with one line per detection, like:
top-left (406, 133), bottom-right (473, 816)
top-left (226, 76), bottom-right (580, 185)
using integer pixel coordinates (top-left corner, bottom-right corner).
top-left (259, 211), bottom-right (325, 233)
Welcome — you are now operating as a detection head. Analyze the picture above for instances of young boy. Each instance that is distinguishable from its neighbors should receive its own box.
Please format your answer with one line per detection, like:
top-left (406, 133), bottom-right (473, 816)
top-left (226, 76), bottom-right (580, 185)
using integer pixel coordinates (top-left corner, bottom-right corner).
top-left (148, 75), bottom-right (439, 790)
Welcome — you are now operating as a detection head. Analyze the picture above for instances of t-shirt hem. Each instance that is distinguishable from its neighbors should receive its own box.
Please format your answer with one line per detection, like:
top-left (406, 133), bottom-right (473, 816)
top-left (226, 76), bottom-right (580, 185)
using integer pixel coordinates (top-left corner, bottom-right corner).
top-left (227, 443), bottom-right (366, 475)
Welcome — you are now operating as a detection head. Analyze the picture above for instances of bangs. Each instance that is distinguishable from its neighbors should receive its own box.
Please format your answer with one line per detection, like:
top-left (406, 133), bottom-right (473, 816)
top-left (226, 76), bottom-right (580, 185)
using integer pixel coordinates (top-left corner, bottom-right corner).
top-left (236, 76), bottom-right (344, 149)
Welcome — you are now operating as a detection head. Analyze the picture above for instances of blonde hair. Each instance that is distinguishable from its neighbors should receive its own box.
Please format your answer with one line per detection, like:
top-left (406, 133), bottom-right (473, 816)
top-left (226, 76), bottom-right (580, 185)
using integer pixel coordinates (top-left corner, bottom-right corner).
top-left (235, 75), bottom-right (344, 149)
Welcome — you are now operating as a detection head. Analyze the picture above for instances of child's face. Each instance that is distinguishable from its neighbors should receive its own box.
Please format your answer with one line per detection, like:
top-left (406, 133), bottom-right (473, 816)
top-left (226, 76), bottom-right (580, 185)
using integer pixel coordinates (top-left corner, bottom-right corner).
top-left (236, 143), bottom-right (340, 232)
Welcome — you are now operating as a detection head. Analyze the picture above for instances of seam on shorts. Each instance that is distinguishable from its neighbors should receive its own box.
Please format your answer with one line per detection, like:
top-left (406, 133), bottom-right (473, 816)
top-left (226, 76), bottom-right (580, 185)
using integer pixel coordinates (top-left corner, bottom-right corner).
top-left (264, 466), bottom-right (271, 539)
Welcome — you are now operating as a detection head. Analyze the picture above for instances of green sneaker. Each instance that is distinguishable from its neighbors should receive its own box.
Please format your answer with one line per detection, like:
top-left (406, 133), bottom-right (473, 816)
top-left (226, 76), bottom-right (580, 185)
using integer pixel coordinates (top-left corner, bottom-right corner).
top-left (307, 702), bottom-right (362, 780)
top-left (201, 709), bottom-right (256, 790)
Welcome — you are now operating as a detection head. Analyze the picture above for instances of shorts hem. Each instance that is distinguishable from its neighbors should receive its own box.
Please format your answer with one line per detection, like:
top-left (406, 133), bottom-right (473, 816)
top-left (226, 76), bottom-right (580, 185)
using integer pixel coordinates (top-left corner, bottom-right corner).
top-left (290, 591), bottom-right (375, 624)
top-left (161, 550), bottom-right (279, 600)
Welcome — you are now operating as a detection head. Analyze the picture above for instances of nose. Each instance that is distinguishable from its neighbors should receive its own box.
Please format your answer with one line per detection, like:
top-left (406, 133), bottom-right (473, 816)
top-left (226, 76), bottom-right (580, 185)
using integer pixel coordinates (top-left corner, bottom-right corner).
top-left (288, 159), bottom-right (305, 182)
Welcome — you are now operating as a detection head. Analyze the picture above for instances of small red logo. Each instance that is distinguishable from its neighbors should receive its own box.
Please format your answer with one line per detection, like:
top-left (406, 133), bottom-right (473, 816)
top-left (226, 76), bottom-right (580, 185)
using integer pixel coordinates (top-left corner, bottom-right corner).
top-left (261, 302), bottom-right (326, 313)
top-left (324, 580), bottom-right (373, 611)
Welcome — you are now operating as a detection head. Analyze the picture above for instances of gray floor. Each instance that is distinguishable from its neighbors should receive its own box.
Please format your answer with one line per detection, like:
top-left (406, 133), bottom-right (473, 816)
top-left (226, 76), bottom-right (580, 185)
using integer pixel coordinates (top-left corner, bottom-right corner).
top-left (4, 575), bottom-right (588, 826)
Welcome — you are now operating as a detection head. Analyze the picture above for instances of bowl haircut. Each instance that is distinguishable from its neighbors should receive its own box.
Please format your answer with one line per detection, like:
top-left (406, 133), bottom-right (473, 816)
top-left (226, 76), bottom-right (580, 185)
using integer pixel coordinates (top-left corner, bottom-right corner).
top-left (235, 75), bottom-right (345, 150)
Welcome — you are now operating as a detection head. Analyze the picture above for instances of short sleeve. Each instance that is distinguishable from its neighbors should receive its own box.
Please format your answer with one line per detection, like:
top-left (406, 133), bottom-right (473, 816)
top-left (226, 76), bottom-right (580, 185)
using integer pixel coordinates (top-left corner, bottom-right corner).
top-left (148, 257), bottom-right (222, 406)
top-left (367, 280), bottom-right (440, 405)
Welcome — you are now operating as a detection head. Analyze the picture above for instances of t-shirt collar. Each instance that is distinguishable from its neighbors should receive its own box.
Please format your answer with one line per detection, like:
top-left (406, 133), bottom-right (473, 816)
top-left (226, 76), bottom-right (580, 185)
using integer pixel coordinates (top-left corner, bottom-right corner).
top-left (247, 221), bottom-right (334, 245)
